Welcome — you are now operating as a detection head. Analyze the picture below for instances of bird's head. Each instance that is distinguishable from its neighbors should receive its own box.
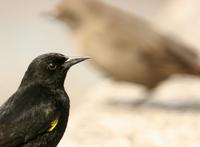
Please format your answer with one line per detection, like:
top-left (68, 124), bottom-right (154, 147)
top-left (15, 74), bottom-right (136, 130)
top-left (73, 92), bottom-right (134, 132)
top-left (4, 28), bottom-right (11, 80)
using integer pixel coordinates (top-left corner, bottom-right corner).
top-left (54, 0), bottom-right (105, 29)
top-left (20, 53), bottom-right (89, 88)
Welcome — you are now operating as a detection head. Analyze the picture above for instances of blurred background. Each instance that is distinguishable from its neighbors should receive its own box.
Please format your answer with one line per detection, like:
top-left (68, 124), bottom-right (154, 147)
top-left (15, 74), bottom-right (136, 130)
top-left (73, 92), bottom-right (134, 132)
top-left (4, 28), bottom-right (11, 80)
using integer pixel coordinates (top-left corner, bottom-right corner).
top-left (1, 0), bottom-right (200, 146)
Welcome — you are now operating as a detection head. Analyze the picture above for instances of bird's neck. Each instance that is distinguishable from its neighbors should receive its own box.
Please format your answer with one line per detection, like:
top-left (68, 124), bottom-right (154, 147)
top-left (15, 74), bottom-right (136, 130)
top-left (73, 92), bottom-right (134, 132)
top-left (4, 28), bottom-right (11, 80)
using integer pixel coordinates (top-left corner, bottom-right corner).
top-left (19, 80), bottom-right (65, 91)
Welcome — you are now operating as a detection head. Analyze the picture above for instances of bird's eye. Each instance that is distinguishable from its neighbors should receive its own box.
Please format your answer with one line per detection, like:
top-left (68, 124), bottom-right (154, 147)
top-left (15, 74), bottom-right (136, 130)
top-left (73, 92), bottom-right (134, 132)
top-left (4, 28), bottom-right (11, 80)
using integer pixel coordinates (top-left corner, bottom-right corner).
top-left (48, 63), bottom-right (57, 71)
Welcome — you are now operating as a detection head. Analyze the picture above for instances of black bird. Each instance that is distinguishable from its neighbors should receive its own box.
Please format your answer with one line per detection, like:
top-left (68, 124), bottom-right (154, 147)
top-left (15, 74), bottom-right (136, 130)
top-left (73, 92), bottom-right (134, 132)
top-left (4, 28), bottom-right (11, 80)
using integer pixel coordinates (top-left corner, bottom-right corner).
top-left (0, 53), bottom-right (88, 147)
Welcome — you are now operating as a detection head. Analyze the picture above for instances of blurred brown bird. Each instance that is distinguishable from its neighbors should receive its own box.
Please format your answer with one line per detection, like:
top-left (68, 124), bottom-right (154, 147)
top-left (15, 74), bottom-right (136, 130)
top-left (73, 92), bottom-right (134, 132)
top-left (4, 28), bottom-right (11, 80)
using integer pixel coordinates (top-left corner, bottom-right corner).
top-left (54, 0), bottom-right (200, 92)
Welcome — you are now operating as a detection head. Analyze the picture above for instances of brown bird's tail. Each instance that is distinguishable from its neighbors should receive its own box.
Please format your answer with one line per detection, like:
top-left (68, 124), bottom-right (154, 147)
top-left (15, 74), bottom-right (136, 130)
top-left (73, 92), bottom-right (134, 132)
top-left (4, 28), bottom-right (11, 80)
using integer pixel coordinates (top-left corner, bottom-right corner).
top-left (164, 36), bottom-right (200, 75)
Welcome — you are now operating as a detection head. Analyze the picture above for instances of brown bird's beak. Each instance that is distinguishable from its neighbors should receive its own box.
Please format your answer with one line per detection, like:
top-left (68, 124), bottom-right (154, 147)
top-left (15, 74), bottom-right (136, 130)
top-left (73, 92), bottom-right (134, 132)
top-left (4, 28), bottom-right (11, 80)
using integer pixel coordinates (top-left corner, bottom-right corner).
top-left (63, 57), bottom-right (90, 69)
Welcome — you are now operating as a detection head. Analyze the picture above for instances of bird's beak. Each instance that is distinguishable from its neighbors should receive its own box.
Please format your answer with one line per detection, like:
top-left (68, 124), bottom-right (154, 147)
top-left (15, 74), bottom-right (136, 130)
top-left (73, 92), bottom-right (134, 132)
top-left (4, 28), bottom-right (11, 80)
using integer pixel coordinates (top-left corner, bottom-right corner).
top-left (63, 57), bottom-right (90, 69)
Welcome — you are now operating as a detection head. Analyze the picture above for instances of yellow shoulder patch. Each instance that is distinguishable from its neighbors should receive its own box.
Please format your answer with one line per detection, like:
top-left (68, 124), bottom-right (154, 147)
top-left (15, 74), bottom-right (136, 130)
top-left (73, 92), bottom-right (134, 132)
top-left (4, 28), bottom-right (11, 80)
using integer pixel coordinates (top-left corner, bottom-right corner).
top-left (48, 117), bottom-right (59, 132)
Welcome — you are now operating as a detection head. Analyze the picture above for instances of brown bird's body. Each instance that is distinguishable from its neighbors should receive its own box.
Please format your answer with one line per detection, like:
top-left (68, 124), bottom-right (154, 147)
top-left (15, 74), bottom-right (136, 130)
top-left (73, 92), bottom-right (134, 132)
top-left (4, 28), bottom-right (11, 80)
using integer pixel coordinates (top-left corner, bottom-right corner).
top-left (55, 0), bottom-right (200, 89)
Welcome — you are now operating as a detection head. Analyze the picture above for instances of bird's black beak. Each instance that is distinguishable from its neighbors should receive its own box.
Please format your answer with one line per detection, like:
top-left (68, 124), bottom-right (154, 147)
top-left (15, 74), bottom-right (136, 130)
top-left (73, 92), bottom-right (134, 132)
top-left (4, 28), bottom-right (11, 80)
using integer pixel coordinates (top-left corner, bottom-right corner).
top-left (63, 57), bottom-right (90, 70)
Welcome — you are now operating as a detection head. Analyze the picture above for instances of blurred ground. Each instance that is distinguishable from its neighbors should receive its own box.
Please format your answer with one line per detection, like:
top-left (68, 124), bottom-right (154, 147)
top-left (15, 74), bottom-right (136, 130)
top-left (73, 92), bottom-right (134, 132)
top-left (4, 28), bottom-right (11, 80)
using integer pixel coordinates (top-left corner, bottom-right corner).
top-left (0, 0), bottom-right (200, 147)
top-left (59, 77), bottom-right (200, 147)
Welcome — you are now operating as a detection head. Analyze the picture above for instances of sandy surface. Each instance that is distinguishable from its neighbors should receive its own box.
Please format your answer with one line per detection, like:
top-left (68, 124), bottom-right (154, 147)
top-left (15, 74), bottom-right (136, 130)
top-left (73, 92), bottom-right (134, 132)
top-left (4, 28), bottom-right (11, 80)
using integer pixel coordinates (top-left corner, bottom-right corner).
top-left (58, 78), bottom-right (200, 147)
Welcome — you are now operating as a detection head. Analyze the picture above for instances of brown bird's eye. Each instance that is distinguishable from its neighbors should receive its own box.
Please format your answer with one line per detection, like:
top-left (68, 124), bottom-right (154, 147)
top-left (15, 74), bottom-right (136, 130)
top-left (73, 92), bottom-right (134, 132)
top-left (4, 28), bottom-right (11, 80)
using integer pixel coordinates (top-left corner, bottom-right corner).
top-left (48, 63), bottom-right (57, 71)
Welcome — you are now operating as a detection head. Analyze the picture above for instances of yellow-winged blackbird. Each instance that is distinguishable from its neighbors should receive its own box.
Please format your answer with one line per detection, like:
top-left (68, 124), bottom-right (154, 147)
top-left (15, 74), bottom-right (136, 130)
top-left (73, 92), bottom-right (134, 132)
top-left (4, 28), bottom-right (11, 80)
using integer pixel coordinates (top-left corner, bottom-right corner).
top-left (0, 53), bottom-right (88, 147)
top-left (55, 0), bottom-right (200, 89)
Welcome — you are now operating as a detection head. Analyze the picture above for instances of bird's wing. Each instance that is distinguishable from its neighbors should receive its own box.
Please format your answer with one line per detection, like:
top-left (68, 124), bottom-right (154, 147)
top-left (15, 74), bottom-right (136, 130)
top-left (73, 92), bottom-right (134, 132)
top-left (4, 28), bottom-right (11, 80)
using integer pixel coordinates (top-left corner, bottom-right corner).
top-left (0, 85), bottom-right (59, 146)
top-left (109, 9), bottom-right (200, 73)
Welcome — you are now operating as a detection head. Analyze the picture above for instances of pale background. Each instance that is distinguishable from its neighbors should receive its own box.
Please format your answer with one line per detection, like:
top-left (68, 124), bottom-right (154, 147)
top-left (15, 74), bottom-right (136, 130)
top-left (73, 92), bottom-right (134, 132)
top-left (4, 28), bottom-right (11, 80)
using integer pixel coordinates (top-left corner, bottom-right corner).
top-left (1, 0), bottom-right (200, 146)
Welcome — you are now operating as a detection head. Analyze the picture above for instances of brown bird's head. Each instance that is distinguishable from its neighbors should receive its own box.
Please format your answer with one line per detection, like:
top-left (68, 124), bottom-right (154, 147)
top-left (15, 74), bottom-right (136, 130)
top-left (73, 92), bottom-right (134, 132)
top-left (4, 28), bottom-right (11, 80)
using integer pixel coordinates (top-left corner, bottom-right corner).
top-left (55, 0), bottom-right (106, 29)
